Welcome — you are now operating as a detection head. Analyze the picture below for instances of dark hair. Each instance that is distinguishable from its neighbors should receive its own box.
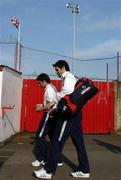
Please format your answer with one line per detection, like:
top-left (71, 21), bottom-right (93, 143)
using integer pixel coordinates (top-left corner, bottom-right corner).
top-left (36, 73), bottom-right (51, 83)
top-left (53, 60), bottom-right (70, 71)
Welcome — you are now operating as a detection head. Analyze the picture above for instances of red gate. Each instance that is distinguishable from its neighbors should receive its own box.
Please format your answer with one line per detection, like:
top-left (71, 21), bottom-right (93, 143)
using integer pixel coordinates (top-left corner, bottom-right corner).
top-left (20, 80), bottom-right (114, 134)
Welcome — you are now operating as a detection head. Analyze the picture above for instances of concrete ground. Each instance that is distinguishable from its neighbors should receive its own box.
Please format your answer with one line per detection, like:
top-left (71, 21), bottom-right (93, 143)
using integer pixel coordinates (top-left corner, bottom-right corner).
top-left (0, 133), bottom-right (121, 180)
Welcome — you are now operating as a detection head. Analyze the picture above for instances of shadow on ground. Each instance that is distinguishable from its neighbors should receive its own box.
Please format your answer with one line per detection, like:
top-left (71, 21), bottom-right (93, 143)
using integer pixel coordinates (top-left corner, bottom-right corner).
top-left (93, 139), bottom-right (121, 153)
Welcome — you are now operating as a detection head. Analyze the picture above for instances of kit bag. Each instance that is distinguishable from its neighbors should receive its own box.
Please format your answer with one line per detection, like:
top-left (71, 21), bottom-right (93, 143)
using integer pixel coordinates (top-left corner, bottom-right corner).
top-left (70, 77), bottom-right (99, 108)
top-left (57, 96), bottom-right (77, 119)
top-left (57, 77), bottom-right (99, 119)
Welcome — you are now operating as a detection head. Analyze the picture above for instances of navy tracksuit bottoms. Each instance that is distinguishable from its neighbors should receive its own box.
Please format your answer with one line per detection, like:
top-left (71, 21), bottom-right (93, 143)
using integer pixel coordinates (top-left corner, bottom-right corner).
top-left (34, 112), bottom-right (62, 163)
top-left (44, 110), bottom-right (90, 174)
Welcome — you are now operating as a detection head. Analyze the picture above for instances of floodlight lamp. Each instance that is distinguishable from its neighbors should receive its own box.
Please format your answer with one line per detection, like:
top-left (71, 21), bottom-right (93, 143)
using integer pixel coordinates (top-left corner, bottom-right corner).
top-left (76, 5), bottom-right (80, 13)
top-left (76, 9), bottom-right (80, 13)
top-left (66, 3), bottom-right (70, 8)
top-left (76, 5), bottom-right (80, 9)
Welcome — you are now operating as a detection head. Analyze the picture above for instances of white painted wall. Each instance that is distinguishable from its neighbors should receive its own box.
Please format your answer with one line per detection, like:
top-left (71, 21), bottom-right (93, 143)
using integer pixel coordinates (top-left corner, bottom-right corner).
top-left (0, 66), bottom-right (22, 142)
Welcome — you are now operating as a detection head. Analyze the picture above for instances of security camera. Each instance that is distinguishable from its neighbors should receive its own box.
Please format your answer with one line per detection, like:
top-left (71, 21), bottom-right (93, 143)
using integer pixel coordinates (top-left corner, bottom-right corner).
top-left (66, 3), bottom-right (70, 8)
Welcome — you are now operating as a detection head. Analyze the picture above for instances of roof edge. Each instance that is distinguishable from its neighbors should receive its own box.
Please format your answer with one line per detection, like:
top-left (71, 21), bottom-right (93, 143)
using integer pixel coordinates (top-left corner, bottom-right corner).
top-left (0, 64), bottom-right (22, 74)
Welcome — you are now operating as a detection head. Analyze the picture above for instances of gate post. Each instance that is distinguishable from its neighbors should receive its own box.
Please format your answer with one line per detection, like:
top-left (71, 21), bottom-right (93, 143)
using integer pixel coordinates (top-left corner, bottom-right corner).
top-left (114, 81), bottom-right (121, 132)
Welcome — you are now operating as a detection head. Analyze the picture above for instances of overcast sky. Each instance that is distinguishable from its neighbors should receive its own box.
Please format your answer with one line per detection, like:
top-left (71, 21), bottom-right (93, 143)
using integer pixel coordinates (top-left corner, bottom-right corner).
top-left (0, 0), bottom-right (121, 79)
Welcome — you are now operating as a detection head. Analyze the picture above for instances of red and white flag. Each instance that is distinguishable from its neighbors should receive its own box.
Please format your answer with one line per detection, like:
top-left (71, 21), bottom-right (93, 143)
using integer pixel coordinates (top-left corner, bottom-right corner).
top-left (11, 17), bottom-right (20, 29)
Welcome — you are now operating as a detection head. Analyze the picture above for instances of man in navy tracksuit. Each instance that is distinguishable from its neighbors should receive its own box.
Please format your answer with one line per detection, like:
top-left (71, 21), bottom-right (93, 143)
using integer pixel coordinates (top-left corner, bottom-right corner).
top-left (33, 60), bottom-right (90, 179)
top-left (32, 73), bottom-right (62, 167)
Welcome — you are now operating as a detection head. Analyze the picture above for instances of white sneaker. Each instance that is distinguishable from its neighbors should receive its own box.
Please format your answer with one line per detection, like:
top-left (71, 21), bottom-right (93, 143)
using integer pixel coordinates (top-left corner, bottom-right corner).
top-left (57, 162), bottom-right (63, 166)
top-left (33, 168), bottom-right (52, 179)
top-left (70, 171), bottom-right (90, 178)
top-left (32, 160), bottom-right (45, 167)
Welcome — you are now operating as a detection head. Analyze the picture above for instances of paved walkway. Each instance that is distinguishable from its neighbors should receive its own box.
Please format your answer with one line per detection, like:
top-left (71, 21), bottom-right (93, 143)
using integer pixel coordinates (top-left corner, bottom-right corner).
top-left (0, 133), bottom-right (121, 180)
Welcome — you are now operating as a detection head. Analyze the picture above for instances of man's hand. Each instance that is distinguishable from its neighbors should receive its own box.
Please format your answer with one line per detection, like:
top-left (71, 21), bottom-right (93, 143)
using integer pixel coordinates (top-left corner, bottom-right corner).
top-left (35, 104), bottom-right (43, 112)
top-left (47, 101), bottom-right (55, 111)
top-left (35, 102), bottom-right (56, 113)
top-left (47, 102), bottom-right (57, 117)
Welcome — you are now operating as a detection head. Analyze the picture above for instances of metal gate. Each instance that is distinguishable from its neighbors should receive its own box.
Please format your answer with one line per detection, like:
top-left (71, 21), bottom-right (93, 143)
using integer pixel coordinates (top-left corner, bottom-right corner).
top-left (20, 80), bottom-right (114, 134)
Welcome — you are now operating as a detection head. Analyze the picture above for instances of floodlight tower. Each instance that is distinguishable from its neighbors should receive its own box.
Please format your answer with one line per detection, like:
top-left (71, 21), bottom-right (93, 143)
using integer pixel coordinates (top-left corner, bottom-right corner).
top-left (66, 3), bottom-right (80, 74)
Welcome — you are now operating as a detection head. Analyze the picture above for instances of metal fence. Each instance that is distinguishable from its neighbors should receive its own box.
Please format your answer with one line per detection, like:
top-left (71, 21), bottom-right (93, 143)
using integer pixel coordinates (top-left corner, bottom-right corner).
top-left (0, 42), bottom-right (121, 81)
